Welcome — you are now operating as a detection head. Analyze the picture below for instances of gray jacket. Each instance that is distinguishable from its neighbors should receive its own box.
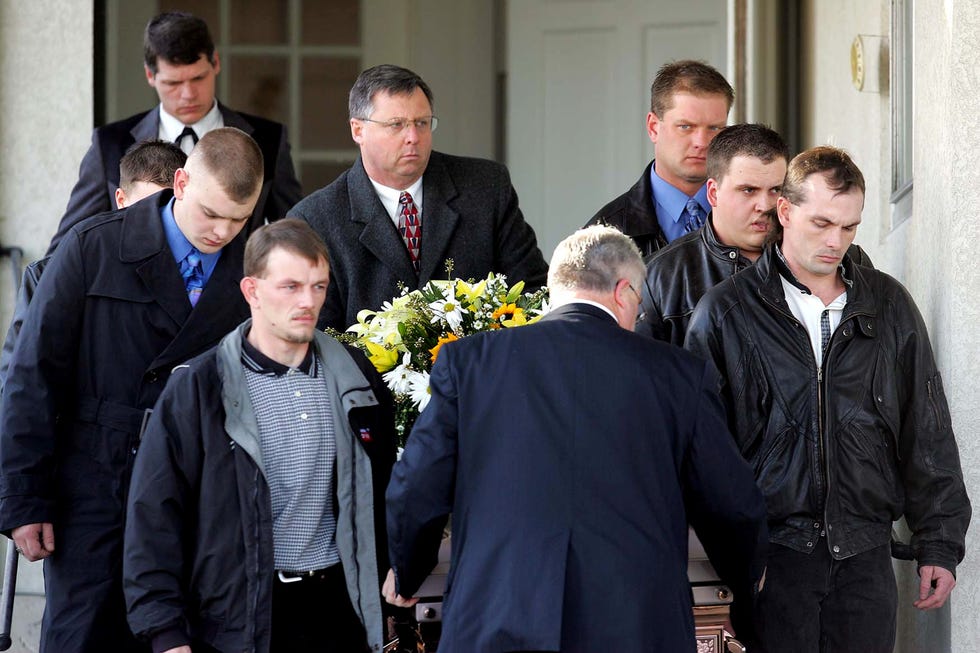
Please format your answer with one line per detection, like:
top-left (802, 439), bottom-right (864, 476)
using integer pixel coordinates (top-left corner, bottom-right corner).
top-left (124, 323), bottom-right (396, 652)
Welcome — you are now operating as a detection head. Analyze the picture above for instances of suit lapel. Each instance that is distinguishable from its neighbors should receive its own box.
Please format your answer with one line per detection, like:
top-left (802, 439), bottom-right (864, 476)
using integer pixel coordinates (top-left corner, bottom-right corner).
top-left (418, 153), bottom-right (460, 282)
top-left (219, 103), bottom-right (255, 135)
top-left (129, 108), bottom-right (159, 143)
top-left (148, 236), bottom-right (247, 371)
top-left (348, 159), bottom-right (418, 284)
top-left (123, 193), bottom-right (191, 329)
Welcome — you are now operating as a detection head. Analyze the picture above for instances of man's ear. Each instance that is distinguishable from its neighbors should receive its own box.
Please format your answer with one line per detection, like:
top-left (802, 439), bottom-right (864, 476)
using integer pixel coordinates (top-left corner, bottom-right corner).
top-left (646, 112), bottom-right (661, 145)
top-left (240, 276), bottom-right (259, 307)
top-left (115, 187), bottom-right (127, 209)
top-left (706, 178), bottom-right (720, 208)
top-left (172, 168), bottom-right (189, 200)
top-left (776, 196), bottom-right (792, 227)
top-left (350, 119), bottom-right (364, 145)
top-left (144, 64), bottom-right (156, 88)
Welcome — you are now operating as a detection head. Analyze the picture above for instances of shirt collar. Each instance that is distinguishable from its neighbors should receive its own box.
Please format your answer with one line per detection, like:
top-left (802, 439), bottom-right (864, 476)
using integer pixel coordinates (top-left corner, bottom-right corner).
top-left (157, 100), bottom-right (223, 143)
top-left (649, 164), bottom-right (710, 223)
top-left (774, 243), bottom-right (853, 295)
top-left (241, 330), bottom-right (317, 377)
top-left (369, 176), bottom-right (424, 225)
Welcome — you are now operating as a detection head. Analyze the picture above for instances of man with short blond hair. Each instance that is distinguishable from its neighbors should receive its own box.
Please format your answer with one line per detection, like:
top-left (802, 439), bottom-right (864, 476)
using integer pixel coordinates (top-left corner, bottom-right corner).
top-left (586, 60), bottom-right (733, 257)
top-left (0, 127), bottom-right (265, 652)
top-left (686, 146), bottom-right (971, 652)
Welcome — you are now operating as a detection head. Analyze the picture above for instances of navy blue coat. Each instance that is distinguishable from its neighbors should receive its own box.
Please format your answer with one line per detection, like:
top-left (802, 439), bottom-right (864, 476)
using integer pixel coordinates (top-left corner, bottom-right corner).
top-left (0, 191), bottom-right (250, 651)
top-left (387, 303), bottom-right (768, 652)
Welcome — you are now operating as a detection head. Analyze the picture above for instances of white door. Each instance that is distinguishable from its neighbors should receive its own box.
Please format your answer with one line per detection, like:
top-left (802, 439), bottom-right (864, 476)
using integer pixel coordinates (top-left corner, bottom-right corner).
top-left (507, 0), bottom-right (729, 259)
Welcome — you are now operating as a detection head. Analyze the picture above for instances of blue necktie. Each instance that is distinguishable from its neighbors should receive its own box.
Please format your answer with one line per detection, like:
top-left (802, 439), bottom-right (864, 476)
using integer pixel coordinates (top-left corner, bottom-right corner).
top-left (180, 249), bottom-right (205, 307)
top-left (684, 198), bottom-right (705, 233)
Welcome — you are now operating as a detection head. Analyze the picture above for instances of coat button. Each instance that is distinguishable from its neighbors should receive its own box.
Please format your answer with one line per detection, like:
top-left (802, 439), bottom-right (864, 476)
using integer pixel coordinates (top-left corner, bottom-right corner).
top-left (833, 545), bottom-right (841, 554)
top-left (842, 327), bottom-right (851, 337)
top-left (146, 371), bottom-right (158, 383)
top-left (728, 251), bottom-right (737, 259)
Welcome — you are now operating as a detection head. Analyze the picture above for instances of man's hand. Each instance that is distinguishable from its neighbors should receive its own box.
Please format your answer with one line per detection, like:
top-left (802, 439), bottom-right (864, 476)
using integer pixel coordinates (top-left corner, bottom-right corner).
top-left (12, 523), bottom-right (55, 562)
top-left (382, 568), bottom-right (419, 608)
top-left (914, 565), bottom-right (956, 610)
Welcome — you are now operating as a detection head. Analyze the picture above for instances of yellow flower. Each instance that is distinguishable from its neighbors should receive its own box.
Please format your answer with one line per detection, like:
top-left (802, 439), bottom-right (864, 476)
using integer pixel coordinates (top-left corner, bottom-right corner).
top-left (455, 279), bottom-right (487, 309)
top-left (364, 341), bottom-right (399, 372)
top-left (429, 332), bottom-right (459, 363)
top-left (492, 303), bottom-right (517, 320)
top-left (501, 308), bottom-right (528, 327)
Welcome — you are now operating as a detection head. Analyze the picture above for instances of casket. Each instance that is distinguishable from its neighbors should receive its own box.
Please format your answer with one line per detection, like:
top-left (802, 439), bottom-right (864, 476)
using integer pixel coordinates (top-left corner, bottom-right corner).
top-left (399, 530), bottom-right (744, 652)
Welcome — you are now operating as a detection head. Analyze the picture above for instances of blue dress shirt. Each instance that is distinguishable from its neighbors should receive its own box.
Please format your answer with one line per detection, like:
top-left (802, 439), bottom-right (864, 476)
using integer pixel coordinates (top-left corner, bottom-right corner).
top-left (649, 164), bottom-right (711, 243)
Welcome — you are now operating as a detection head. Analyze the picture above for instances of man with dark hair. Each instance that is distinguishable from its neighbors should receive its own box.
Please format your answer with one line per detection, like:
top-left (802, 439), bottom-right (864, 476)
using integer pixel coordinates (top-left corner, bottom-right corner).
top-left (384, 224), bottom-right (767, 652)
top-left (637, 123), bottom-right (788, 344)
top-left (0, 139), bottom-right (187, 391)
top-left (46, 10), bottom-right (301, 254)
top-left (0, 128), bottom-right (265, 652)
top-left (289, 63), bottom-right (548, 331)
top-left (586, 60), bottom-right (733, 257)
top-left (685, 146), bottom-right (971, 652)
top-left (124, 219), bottom-right (396, 653)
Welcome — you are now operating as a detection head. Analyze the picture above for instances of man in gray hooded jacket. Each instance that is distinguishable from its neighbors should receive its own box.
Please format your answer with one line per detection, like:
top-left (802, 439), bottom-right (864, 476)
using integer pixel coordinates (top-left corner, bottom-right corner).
top-left (123, 219), bottom-right (396, 653)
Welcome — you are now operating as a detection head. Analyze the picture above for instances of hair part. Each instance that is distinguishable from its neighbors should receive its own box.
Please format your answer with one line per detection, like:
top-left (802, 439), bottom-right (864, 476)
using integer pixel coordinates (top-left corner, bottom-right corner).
top-left (781, 146), bottom-right (866, 206)
top-left (706, 123), bottom-right (788, 182)
top-left (349, 64), bottom-right (435, 119)
top-left (119, 140), bottom-right (186, 193)
top-left (650, 59), bottom-right (734, 116)
top-left (144, 11), bottom-right (215, 74)
top-left (244, 218), bottom-right (330, 278)
top-left (187, 127), bottom-right (264, 202)
top-left (548, 225), bottom-right (645, 294)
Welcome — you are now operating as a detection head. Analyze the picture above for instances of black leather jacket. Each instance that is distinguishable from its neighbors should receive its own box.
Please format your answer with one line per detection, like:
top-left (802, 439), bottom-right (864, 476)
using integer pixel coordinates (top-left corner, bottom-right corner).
top-left (685, 247), bottom-right (970, 572)
top-left (638, 216), bottom-right (876, 346)
top-left (585, 161), bottom-right (668, 259)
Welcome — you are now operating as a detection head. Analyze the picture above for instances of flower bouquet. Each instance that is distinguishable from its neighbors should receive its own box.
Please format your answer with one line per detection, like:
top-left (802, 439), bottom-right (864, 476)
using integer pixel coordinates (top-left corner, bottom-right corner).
top-left (340, 263), bottom-right (549, 446)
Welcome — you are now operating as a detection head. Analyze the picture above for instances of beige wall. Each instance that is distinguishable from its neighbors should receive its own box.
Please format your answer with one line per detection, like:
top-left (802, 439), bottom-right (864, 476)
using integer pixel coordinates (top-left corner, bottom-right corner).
top-left (0, 0), bottom-right (95, 598)
top-left (801, 1), bottom-right (980, 650)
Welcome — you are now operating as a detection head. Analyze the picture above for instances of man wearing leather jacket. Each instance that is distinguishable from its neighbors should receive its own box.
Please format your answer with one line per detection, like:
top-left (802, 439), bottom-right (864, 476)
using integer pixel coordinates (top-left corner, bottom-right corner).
top-left (686, 146), bottom-right (971, 652)
top-left (636, 124), bottom-right (788, 344)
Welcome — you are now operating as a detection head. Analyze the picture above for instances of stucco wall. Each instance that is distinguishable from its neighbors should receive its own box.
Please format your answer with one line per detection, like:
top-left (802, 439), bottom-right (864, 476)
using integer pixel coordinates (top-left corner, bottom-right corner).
top-left (0, 0), bottom-right (94, 599)
top-left (801, 1), bottom-right (979, 650)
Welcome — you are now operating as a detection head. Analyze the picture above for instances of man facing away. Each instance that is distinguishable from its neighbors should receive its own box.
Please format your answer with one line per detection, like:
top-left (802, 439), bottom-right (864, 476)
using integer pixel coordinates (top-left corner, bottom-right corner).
top-left (0, 139), bottom-right (187, 390)
top-left (636, 123), bottom-right (788, 344)
top-left (685, 146), bottom-right (971, 652)
top-left (586, 60), bottom-right (733, 257)
top-left (384, 225), bottom-right (768, 652)
top-left (0, 128), bottom-right (264, 652)
top-left (124, 219), bottom-right (397, 653)
top-left (46, 10), bottom-right (301, 254)
top-left (289, 64), bottom-right (548, 331)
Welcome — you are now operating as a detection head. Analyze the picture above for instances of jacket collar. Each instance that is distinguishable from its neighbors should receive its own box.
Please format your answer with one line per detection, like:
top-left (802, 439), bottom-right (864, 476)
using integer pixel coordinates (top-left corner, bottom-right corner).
top-left (700, 214), bottom-right (750, 265)
top-left (755, 245), bottom-right (878, 324)
top-left (541, 301), bottom-right (619, 326)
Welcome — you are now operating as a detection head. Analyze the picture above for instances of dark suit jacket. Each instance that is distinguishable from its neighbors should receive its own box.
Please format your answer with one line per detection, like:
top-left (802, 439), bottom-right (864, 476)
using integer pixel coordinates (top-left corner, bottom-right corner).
top-left (387, 303), bottom-right (768, 653)
top-left (0, 190), bottom-right (250, 531)
top-left (47, 103), bottom-right (302, 255)
top-left (585, 160), bottom-right (669, 259)
top-left (289, 152), bottom-right (549, 331)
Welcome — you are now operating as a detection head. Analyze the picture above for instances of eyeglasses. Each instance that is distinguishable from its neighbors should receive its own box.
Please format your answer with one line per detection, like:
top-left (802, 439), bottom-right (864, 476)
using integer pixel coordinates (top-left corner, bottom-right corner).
top-left (626, 283), bottom-right (646, 324)
top-left (357, 116), bottom-right (439, 134)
